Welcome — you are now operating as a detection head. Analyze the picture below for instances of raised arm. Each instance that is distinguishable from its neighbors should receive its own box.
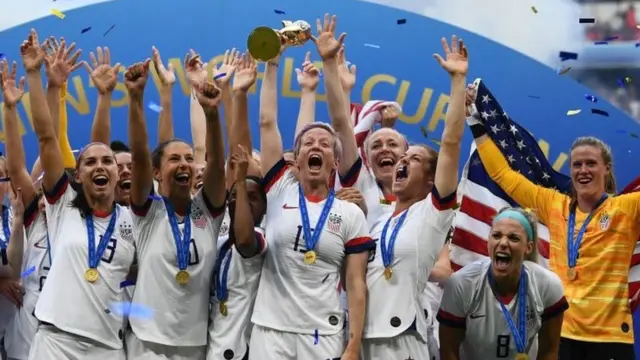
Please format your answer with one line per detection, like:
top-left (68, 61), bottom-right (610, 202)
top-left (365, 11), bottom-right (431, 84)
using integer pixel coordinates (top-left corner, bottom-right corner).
top-left (230, 145), bottom-right (262, 257)
top-left (311, 15), bottom-right (358, 176)
top-left (432, 36), bottom-right (468, 198)
top-left (185, 50), bottom-right (212, 165)
top-left (22, 30), bottom-right (65, 191)
top-left (83, 47), bottom-right (120, 144)
top-left (0, 60), bottom-right (37, 209)
top-left (213, 48), bottom-right (239, 160)
top-left (259, 55), bottom-right (284, 175)
top-left (124, 59), bottom-right (154, 206)
top-left (337, 47), bottom-right (356, 124)
top-left (6, 188), bottom-right (25, 279)
top-left (193, 77), bottom-right (226, 208)
top-left (152, 46), bottom-right (176, 143)
top-left (294, 51), bottom-right (320, 138)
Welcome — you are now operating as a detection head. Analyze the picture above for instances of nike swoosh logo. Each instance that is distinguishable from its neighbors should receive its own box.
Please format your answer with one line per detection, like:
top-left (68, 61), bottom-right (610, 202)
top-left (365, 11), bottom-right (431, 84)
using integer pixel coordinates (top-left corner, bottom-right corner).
top-left (470, 314), bottom-right (486, 319)
top-left (34, 239), bottom-right (48, 249)
top-left (282, 204), bottom-right (299, 209)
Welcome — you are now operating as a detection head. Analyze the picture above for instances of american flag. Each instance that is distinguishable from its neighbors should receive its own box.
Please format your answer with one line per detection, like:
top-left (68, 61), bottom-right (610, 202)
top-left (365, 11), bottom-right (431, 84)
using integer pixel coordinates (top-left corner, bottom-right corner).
top-left (449, 79), bottom-right (640, 310)
top-left (622, 175), bottom-right (640, 310)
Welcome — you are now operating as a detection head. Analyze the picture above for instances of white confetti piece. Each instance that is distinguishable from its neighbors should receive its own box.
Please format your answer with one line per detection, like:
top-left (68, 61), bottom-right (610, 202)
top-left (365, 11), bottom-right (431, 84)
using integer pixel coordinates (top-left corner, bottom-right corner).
top-left (364, 43), bottom-right (380, 49)
top-left (566, 109), bottom-right (581, 116)
top-left (148, 102), bottom-right (163, 113)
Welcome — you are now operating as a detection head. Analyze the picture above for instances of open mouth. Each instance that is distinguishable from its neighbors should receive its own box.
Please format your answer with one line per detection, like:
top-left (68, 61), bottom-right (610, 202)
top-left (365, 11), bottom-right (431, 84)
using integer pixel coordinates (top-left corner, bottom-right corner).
top-left (175, 173), bottom-right (191, 186)
top-left (494, 252), bottom-right (511, 270)
top-left (395, 164), bottom-right (408, 182)
top-left (378, 157), bottom-right (395, 170)
top-left (576, 177), bottom-right (592, 185)
top-left (194, 181), bottom-right (203, 189)
top-left (119, 180), bottom-right (131, 190)
top-left (308, 154), bottom-right (323, 171)
top-left (92, 175), bottom-right (109, 187)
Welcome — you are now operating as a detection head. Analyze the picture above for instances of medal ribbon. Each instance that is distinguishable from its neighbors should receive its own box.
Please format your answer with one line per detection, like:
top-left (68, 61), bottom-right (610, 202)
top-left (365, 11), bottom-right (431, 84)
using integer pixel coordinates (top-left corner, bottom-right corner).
top-left (488, 267), bottom-right (528, 354)
top-left (46, 233), bottom-right (53, 266)
top-left (567, 194), bottom-right (608, 268)
top-left (215, 239), bottom-right (233, 303)
top-left (86, 207), bottom-right (119, 269)
top-left (380, 210), bottom-right (409, 269)
top-left (164, 198), bottom-right (192, 271)
top-left (298, 184), bottom-right (335, 255)
top-left (0, 206), bottom-right (10, 249)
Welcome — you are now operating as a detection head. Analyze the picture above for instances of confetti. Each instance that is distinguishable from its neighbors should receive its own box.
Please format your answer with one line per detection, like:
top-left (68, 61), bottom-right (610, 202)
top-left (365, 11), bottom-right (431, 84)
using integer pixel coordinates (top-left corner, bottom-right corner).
top-left (579, 18), bottom-right (595, 24)
top-left (364, 43), bottom-right (381, 49)
top-left (566, 109), bottom-right (581, 116)
top-left (585, 94), bottom-right (598, 102)
top-left (430, 139), bottom-right (441, 146)
top-left (618, 76), bottom-right (632, 88)
top-left (81, 26), bottom-right (92, 34)
top-left (605, 36), bottom-right (619, 41)
top-left (213, 73), bottom-right (227, 80)
top-left (274, 9), bottom-right (285, 14)
top-left (591, 108), bottom-right (609, 116)
top-left (557, 66), bottom-right (571, 75)
top-left (72, 149), bottom-right (80, 153)
top-left (51, 9), bottom-right (66, 19)
top-left (313, 329), bottom-right (319, 345)
top-left (594, 41), bottom-right (608, 45)
top-left (531, 6), bottom-right (538, 13)
top-left (148, 102), bottom-right (163, 113)
top-left (559, 51), bottom-right (578, 61)
top-left (419, 126), bottom-right (428, 138)
top-left (631, 133), bottom-right (639, 139)
top-left (119, 279), bottom-right (136, 288)
top-left (397, 19), bottom-right (406, 25)
top-left (21, 265), bottom-right (36, 278)
top-left (103, 25), bottom-right (116, 37)
top-left (528, 95), bottom-right (541, 99)
top-left (109, 301), bottom-right (154, 319)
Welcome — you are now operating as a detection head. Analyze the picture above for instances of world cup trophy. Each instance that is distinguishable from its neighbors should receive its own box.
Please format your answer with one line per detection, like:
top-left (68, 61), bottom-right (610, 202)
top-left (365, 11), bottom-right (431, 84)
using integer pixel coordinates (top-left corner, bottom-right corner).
top-left (247, 20), bottom-right (312, 62)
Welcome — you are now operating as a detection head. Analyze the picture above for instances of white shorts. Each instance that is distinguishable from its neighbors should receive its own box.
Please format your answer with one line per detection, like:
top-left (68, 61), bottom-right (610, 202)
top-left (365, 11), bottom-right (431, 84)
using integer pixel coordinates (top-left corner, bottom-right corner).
top-left (427, 321), bottom-right (440, 360)
top-left (126, 329), bottom-right (205, 360)
top-left (249, 325), bottom-right (344, 360)
top-left (28, 324), bottom-right (125, 360)
top-left (361, 331), bottom-right (429, 360)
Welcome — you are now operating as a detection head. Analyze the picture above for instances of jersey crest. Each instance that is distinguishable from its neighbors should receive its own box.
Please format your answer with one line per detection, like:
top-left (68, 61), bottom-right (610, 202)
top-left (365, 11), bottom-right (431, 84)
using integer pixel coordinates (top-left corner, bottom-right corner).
top-left (327, 213), bottom-right (343, 233)
top-left (119, 221), bottom-right (135, 245)
top-left (191, 205), bottom-right (207, 229)
top-left (599, 212), bottom-right (611, 231)
top-left (526, 305), bottom-right (536, 331)
top-left (219, 221), bottom-right (230, 238)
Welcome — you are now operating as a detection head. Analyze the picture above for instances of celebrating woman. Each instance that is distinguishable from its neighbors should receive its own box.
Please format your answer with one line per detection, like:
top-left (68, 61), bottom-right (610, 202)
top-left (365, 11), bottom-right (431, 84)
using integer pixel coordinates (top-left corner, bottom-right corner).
top-left (124, 50), bottom-right (226, 359)
top-left (22, 30), bottom-right (135, 360)
top-left (438, 207), bottom-right (568, 360)
top-left (467, 84), bottom-right (640, 359)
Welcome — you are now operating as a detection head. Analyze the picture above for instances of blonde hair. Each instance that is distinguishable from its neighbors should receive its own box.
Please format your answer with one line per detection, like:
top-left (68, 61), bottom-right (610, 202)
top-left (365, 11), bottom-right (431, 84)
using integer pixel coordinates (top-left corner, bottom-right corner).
top-left (494, 207), bottom-right (539, 263)
top-left (570, 136), bottom-right (616, 194)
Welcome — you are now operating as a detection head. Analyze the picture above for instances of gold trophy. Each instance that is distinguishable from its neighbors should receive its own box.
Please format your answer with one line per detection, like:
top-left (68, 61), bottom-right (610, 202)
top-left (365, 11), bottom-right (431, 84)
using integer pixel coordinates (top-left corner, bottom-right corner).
top-left (247, 20), bottom-right (312, 62)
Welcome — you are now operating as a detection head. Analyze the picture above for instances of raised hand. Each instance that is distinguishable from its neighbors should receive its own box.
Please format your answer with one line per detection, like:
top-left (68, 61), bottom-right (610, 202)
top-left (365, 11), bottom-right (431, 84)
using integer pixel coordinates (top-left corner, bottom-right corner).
top-left (184, 49), bottom-right (207, 86)
top-left (214, 48), bottom-right (239, 88)
top-left (9, 187), bottom-right (24, 220)
top-left (295, 51), bottom-right (320, 92)
top-left (433, 35), bottom-right (469, 77)
top-left (194, 80), bottom-right (222, 111)
top-left (232, 52), bottom-right (257, 93)
top-left (123, 59), bottom-right (151, 97)
top-left (311, 14), bottom-right (346, 60)
top-left (230, 145), bottom-right (250, 181)
top-left (44, 38), bottom-right (83, 88)
top-left (337, 46), bottom-right (356, 91)
top-left (83, 47), bottom-right (121, 95)
top-left (20, 29), bottom-right (48, 73)
top-left (381, 106), bottom-right (399, 127)
top-left (152, 46), bottom-right (176, 87)
top-left (0, 60), bottom-right (26, 108)
top-left (465, 83), bottom-right (477, 117)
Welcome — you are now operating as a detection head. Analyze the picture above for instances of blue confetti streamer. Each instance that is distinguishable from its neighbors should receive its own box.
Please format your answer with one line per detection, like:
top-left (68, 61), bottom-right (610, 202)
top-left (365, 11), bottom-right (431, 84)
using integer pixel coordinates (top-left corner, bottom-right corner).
top-left (148, 102), bottom-right (163, 113)
top-left (21, 265), bottom-right (36, 278)
top-left (594, 41), bottom-right (608, 45)
top-left (119, 279), bottom-right (136, 288)
top-left (109, 301), bottom-right (154, 319)
top-left (559, 51), bottom-right (578, 61)
top-left (397, 19), bottom-right (406, 25)
top-left (605, 36), bottom-right (619, 41)
top-left (579, 18), bottom-right (595, 23)
top-left (213, 73), bottom-right (227, 80)
top-left (585, 94), bottom-right (598, 102)
top-left (591, 108), bottom-right (609, 117)
top-left (81, 26), bottom-right (92, 34)
top-left (313, 329), bottom-right (318, 345)
top-left (274, 9), bottom-right (285, 14)
top-left (103, 25), bottom-right (115, 37)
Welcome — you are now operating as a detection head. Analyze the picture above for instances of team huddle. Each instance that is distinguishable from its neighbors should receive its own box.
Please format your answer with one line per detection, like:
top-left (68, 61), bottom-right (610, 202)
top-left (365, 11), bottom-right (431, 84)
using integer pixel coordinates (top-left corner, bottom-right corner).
top-left (0, 12), bottom-right (638, 360)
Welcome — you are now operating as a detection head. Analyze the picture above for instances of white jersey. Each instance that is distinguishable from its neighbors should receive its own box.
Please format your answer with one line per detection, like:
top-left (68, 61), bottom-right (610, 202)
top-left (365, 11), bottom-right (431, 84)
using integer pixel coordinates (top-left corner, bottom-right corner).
top-left (0, 205), bottom-right (15, 339)
top-left (364, 192), bottom-right (456, 339)
top-left (437, 260), bottom-right (568, 360)
top-left (338, 157), bottom-right (394, 231)
top-left (207, 224), bottom-right (266, 360)
top-left (35, 175), bottom-right (136, 349)
top-left (252, 159), bottom-right (373, 335)
top-left (5, 202), bottom-right (50, 360)
top-left (129, 189), bottom-right (224, 346)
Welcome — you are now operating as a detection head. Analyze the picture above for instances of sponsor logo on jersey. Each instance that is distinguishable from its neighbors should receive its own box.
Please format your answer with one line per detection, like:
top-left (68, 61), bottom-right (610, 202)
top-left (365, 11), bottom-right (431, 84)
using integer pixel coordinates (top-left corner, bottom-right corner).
top-left (34, 238), bottom-right (48, 249)
top-left (327, 213), bottom-right (342, 233)
top-left (599, 212), bottom-right (611, 231)
top-left (282, 203), bottom-right (298, 210)
top-left (119, 222), bottom-right (135, 245)
top-left (526, 305), bottom-right (536, 330)
top-left (191, 206), bottom-right (206, 229)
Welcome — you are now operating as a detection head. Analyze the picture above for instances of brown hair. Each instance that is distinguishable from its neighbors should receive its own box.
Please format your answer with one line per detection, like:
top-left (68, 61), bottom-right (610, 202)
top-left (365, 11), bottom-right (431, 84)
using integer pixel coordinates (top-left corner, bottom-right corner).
top-left (413, 144), bottom-right (439, 179)
top-left (570, 136), bottom-right (616, 194)
top-left (494, 207), bottom-right (539, 263)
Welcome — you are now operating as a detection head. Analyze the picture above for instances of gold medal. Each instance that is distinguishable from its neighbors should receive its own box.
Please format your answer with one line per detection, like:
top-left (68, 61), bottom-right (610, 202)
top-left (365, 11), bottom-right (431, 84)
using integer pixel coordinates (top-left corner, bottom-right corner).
top-left (175, 270), bottom-right (190, 285)
top-left (85, 268), bottom-right (99, 283)
top-left (303, 250), bottom-right (317, 265)
top-left (219, 301), bottom-right (228, 317)
top-left (514, 353), bottom-right (529, 360)
top-left (384, 267), bottom-right (393, 280)
top-left (567, 268), bottom-right (577, 281)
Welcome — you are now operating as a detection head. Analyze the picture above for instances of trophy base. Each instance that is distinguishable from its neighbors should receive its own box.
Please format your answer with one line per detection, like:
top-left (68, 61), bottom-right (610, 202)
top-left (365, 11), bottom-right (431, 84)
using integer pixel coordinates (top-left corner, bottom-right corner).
top-left (248, 27), bottom-right (282, 62)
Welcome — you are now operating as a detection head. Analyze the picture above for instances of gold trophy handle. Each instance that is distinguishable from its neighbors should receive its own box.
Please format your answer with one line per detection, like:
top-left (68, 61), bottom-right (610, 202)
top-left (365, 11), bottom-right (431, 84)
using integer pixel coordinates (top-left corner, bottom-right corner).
top-left (247, 27), bottom-right (282, 62)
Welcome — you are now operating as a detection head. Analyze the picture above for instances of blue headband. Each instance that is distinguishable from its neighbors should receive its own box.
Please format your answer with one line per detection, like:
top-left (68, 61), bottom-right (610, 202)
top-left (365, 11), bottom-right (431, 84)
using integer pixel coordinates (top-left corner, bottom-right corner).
top-left (493, 210), bottom-right (534, 242)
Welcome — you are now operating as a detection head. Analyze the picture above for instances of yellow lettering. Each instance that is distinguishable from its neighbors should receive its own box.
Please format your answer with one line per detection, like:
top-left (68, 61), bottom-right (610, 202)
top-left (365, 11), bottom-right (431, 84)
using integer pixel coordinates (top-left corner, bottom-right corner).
top-left (170, 57), bottom-right (192, 96)
top-left (66, 75), bottom-right (90, 115)
top-left (0, 104), bottom-right (28, 141)
top-left (427, 93), bottom-right (449, 131)
top-left (282, 57), bottom-right (326, 101)
top-left (362, 74), bottom-right (396, 104)
top-left (108, 68), bottom-right (130, 108)
top-left (21, 94), bottom-right (33, 131)
top-left (537, 139), bottom-right (568, 171)
top-left (398, 84), bottom-right (437, 125)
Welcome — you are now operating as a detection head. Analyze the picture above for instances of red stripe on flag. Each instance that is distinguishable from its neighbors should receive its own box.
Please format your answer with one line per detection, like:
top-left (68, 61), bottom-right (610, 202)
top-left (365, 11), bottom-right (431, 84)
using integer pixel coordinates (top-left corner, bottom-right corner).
top-left (451, 227), bottom-right (488, 257)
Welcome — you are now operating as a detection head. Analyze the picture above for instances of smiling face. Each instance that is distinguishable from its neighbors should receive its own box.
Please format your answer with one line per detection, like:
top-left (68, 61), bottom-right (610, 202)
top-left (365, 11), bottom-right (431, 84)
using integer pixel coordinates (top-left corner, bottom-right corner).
top-left (570, 144), bottom-right (610, 199)
top-left (75, 143), bottom-right (118, 201)
top-left (115, 152), bottom-right (132, 205)
top-left (488, 218), bottom-right (533, 278)
top-left (392, 145), bottom-right (436, 201)
top-left (295, 127), bottom-right (338, 185)
top-left (367, 128), bottom-right (406, 186)
top-left (154, 141), bottom-right (196, 198)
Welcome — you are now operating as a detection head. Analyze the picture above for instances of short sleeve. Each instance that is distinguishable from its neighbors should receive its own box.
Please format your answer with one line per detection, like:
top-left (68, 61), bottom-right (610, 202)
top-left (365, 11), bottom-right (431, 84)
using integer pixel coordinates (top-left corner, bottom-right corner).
top-left (618, 192), bottom-right (640, 226)
top-left (540, 270), bottom-right (569, 321)
top-left (254, 227), bottom-right (267, 255)
top-left (23, 193), bottom-right (42, 229)
top-left (262, 158), bottom-right (295, 201)
top-left (192, 188), bottom-right (225, 220)
top-left (437, 273), bottom-right (468, 329)
top-left (130, 196), bottom-right (165, 250)
top-left (44, 174), bottom-right (76, 237)
top-left (415, 190), bottom-right (457, 234)
top-left (343, 202), bottom-right (375, 255)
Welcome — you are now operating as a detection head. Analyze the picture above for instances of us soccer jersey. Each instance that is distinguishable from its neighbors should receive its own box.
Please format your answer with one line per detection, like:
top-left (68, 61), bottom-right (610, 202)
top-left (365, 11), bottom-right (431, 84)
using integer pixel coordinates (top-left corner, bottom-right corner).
top-left (35, 174), bottom-right (136, 348)
top-left (0, 205), bottom-right (15, 340)
top-left (437, 260), bottom-right (568, 360)
top-left (252, 158), bottom-right (373, 336)
top-left (129, 189), bottom-right (224, 346)
top-left (207, 224), bottom-right (266, 360)
top-left (4, 197), bottom-right (50, 360)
